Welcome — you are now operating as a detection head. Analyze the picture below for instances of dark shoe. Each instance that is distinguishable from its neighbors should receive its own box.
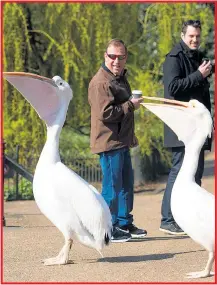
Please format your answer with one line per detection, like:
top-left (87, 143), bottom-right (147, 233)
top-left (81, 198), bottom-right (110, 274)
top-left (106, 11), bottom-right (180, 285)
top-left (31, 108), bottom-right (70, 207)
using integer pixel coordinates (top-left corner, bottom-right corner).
top-left (3, 216), bottom-right (6, 227)
top-left (111, 227), bottom-right (132, 243)
top-left (119, 224), bottom-right (147, 238)
top-left (159, 222), bottom-right (186, 235)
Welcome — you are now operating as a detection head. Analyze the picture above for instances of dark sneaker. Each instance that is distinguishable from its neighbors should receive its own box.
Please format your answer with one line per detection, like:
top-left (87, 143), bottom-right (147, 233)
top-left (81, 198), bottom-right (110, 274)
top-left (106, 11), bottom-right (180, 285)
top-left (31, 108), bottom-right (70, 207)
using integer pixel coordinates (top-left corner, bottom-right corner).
top-left (3, 216), bottom-right (6, 227)
top-left (159, 222), bottom-right (186, 235)
top-left (119, 224), bottom-right (147, 238)
top-left (111, 227), bottom-right (132, 243)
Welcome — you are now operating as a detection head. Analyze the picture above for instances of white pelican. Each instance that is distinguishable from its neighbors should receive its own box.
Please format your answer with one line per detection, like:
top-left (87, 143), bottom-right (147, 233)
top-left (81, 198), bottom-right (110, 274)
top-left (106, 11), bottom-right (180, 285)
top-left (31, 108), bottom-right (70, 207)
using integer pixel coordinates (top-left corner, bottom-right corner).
top-left (141, 97), bottom-right (214, 279)
top-left (3, 72), bottom-right (112, 265)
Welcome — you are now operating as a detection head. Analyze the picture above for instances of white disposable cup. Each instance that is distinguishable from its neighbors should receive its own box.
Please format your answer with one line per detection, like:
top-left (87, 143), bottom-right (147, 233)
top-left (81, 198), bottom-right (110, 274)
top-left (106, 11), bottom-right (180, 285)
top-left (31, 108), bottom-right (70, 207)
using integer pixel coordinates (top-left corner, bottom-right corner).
top-left (132, 90), bottom-right (142, 98)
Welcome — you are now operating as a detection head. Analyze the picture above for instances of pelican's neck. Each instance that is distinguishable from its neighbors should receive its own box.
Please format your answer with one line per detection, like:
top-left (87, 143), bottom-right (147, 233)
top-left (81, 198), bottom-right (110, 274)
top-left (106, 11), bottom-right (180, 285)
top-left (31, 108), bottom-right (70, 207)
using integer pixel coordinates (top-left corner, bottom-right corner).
top-left (38, 99), bottom-right (70, 165)
top-left (177, 131), bottom-right (207, 181)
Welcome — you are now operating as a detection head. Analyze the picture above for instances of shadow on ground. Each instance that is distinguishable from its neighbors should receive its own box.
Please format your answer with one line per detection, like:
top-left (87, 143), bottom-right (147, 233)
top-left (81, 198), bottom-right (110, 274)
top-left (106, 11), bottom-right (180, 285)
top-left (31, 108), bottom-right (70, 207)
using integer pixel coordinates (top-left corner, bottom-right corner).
top-left (128, 235), bottom-right (190, 242)
top-left (99, 249), bottom-right (205, 263)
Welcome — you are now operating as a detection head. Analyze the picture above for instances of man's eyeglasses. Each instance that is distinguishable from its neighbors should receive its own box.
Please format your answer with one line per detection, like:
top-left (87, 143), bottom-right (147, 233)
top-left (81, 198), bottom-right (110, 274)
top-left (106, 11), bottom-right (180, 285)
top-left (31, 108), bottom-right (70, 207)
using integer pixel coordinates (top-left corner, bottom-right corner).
top-left (106, 53), bottom-right (126, 60)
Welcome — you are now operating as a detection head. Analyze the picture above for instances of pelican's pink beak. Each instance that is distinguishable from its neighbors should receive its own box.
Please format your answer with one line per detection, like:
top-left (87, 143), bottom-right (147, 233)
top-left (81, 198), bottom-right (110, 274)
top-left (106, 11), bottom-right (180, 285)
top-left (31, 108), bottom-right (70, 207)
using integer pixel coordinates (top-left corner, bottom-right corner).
top-left (3, 72), bottom-right (60, 124)
top-left (140, 96), bottom-right (198, 145)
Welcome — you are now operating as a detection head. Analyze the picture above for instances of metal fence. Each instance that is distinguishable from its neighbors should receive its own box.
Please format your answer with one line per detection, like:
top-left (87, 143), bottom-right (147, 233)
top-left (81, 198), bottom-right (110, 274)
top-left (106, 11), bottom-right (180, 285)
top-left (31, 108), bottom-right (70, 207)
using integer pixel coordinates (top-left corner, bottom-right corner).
top-left (4, 145), bottom-right (170, 201)
top-left (4, 152), bottom-right (102, 201)
top-left (64, 158), bottom-right (102, 183)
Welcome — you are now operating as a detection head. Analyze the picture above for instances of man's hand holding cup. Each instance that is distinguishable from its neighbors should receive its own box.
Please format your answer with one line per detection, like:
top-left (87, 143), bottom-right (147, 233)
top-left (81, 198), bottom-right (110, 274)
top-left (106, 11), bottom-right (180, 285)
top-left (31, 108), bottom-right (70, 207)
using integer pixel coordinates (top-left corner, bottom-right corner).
top-left (130, 90), bottom-right (143, 109)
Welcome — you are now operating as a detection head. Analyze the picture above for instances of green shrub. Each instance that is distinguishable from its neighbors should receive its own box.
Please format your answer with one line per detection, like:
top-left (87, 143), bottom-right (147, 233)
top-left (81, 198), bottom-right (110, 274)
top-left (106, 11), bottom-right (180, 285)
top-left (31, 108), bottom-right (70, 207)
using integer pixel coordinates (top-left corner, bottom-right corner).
top-left (4, 178), bottom-right (34, 201)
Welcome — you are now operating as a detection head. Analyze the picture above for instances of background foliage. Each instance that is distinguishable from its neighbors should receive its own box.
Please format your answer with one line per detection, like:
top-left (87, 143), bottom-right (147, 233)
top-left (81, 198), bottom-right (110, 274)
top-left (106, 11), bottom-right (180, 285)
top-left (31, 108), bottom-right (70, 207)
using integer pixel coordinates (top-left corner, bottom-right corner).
top-left (3, 3), bottom-right (214, 175)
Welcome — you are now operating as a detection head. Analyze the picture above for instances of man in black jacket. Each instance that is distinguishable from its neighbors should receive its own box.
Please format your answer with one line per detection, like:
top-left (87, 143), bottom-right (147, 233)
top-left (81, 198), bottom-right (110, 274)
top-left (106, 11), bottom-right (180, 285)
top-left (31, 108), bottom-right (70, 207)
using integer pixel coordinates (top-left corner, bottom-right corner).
top-left (160, 20), bottom-right (213, 235)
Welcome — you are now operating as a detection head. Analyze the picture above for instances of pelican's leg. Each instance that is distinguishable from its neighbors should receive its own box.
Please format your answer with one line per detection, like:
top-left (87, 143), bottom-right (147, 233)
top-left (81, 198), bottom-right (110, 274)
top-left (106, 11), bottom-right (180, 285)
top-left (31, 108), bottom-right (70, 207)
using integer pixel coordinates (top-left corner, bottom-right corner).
top-left (186, 251), bottom-right (215, 278)
top-left (42, 238), bottom-right (73, 266)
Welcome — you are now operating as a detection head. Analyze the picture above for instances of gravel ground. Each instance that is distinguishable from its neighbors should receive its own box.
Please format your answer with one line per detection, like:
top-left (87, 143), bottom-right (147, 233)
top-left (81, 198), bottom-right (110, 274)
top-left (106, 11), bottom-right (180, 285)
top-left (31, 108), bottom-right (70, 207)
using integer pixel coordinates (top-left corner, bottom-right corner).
top-left (2, 149), bottom-right (215, 283)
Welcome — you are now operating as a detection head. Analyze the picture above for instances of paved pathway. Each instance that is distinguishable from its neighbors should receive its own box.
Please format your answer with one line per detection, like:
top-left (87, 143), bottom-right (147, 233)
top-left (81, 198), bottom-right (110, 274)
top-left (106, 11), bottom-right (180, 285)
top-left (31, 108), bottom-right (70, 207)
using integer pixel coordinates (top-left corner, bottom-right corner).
top-left (2, 149), bottom-right (215, 283)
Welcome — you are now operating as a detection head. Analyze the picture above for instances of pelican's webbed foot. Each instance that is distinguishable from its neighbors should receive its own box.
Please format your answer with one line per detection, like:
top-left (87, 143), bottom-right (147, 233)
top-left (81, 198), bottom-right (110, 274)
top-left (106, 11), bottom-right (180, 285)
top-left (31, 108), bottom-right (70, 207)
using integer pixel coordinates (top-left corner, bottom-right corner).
top-left (42, 256), bottom-right (73, 266)
top-left (42, 238), bottom-right (73, 266)
top-left (186, 270), bottom-right (214, 279)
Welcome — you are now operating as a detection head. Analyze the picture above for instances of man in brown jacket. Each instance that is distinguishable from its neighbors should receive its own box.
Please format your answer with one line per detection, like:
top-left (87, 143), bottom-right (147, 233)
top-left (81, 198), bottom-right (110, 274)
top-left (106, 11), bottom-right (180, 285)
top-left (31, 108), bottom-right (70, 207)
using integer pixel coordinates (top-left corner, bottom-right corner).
top-left (88, 39), bottom-right (147, 242)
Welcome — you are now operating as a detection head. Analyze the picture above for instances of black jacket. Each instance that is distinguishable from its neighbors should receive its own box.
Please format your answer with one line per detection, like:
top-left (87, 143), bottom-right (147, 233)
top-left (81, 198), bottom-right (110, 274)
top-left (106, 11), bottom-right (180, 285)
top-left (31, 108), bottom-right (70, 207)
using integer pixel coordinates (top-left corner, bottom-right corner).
top-left (163, 40), bottom-right (212, 150)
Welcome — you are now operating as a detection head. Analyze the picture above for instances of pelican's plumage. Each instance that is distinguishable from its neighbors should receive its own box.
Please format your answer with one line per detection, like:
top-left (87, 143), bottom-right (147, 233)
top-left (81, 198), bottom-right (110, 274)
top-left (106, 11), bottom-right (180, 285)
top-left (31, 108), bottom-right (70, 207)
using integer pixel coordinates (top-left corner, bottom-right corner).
top-left (4, 72), bottom-right (112, 265)
top-left (141, 98), bottom-right (214, 278)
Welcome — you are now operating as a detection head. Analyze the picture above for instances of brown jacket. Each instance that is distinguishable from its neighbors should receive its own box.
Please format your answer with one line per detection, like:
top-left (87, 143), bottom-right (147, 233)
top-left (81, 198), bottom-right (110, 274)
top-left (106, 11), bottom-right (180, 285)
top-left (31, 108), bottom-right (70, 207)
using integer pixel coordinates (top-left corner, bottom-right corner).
top-left (88, 65), bottom-right (138, 154)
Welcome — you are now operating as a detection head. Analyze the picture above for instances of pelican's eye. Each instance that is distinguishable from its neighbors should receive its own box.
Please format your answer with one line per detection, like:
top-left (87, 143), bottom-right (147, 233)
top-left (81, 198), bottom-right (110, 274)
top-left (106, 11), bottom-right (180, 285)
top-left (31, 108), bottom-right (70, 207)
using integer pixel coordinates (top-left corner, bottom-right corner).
top-left (189, 100), bottom-right (196, 108)
top-left (59, 82), bottom-right (63, 86)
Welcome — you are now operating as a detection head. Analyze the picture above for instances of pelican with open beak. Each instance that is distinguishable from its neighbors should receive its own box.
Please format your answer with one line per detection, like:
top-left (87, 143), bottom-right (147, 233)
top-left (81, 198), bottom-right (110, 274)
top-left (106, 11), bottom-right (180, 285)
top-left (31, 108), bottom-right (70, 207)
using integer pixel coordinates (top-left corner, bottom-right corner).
top-left (3, 72), bottom-right (112, 265)
top-left (141, 97), bottom-right (214, 279)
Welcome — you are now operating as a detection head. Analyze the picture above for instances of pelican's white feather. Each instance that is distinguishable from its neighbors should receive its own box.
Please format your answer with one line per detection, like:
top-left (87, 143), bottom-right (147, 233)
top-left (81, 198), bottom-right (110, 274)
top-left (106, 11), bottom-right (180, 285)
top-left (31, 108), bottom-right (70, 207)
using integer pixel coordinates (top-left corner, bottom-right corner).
top-left (3, 72), bottom-right (112, 265)
top-left (141, 99), bottom-right (214, 278)
top-left (141, 103), bottom-right (197, 145)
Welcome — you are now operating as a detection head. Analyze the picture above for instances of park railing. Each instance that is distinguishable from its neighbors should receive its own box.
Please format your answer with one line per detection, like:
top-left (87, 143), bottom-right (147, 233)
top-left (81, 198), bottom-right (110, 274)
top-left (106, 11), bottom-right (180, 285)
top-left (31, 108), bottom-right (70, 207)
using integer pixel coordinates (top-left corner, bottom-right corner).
top-left (4, 147), bottom-right (102, 201)
top-left (4, 145), bottom-right (170, 201)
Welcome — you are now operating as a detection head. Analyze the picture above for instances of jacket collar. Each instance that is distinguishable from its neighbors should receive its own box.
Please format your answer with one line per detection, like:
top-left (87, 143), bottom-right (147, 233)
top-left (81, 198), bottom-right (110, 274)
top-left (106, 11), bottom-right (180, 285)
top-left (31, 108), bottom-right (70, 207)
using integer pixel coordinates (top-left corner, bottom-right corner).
top-left (180, 40), bottom-right (200, 59)
top-left (101, 62), bottom-right (127, 78)
top-left (169, 41), bottom-right (185, 56)
top-left (169, 40), bottom-right (200, 59)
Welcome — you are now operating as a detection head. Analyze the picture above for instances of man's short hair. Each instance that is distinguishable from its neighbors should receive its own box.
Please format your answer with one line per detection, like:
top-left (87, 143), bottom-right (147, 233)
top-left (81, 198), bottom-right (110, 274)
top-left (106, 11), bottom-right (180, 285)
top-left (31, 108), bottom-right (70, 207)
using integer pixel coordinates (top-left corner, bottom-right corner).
top-left (106, 39), bottom-right (128, 54)
top-left (182, 20), bottom-right (202, 34)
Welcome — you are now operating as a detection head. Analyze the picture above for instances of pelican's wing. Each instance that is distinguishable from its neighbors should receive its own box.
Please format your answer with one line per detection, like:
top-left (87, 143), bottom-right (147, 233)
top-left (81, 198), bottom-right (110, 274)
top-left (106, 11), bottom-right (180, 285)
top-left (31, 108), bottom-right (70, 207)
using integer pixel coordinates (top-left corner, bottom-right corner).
top-left (141, 102), bottom-right (197, 145)
top-left (172, 183), bottom-right (214, 249)
top-left (53, 163), bottom-right (112, 234)
top-left (88, 183), bottom-right (112, 227)
top-left (3, 72), bottom-right (59, 123)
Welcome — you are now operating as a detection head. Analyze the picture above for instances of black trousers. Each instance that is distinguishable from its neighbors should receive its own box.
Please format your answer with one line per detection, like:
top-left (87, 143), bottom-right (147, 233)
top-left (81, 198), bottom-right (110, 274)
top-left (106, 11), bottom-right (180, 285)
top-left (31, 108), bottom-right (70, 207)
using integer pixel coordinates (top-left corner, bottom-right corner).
top-left (161, 146), bottom-right (204, 226)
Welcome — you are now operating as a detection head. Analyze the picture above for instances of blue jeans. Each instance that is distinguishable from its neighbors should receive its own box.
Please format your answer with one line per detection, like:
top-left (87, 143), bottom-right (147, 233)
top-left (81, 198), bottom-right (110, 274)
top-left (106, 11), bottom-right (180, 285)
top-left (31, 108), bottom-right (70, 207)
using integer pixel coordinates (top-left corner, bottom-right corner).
top-left (99, 147), bottom-right (134, 227)
top-left (161, 147), bottom-right (204, 226)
